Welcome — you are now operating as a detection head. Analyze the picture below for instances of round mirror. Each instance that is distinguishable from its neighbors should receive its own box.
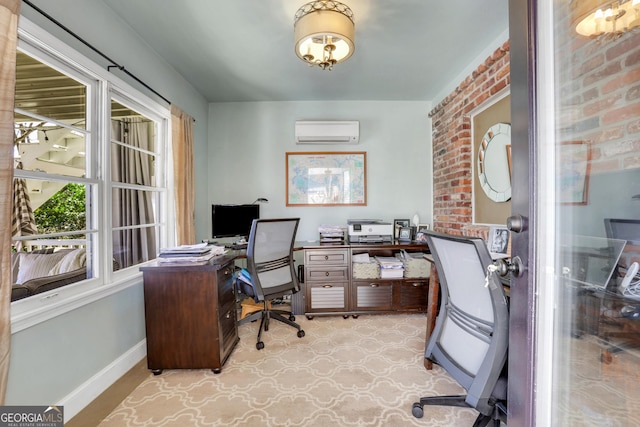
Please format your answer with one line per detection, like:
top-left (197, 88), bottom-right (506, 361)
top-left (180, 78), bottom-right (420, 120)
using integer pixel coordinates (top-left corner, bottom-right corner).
top-left (477, 123), bottom-right (511, 202)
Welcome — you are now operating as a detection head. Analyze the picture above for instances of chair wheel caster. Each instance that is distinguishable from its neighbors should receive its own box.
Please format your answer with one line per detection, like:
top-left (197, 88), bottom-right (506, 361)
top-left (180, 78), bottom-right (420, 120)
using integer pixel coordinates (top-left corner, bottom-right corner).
top-left (412, 402), bottom-right (424, 418)
top-left (297, 330), bottom-right (305, 338)
top-left (289, 315), bottom-right (296, 321)
top-left (256, 341), bottom-right (265, 350)
top-left (306, 316), bottom-right (314, 320)
top-left (343, 315), bottom-right (349, 319)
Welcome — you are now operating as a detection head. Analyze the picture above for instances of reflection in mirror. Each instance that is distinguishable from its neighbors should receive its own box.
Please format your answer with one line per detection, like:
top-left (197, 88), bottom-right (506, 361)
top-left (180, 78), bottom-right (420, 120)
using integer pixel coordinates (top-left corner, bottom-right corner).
top-left (477, 123), bottom-right (512, 202)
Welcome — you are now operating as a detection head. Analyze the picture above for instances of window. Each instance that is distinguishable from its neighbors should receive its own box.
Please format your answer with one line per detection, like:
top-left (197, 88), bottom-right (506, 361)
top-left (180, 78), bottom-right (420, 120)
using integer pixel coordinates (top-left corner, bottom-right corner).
top-left (11, 26), bottom-right (170, 323)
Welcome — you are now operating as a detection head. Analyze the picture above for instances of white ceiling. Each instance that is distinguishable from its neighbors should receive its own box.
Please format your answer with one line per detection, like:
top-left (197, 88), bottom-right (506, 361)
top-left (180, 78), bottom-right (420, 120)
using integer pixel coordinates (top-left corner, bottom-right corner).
top-left (101, 0), bottom-right (509, 103)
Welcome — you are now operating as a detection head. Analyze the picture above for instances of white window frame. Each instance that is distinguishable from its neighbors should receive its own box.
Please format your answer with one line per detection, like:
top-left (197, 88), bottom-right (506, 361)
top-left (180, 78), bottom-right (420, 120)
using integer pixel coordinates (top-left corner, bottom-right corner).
top-left (11, 18), bottom-right (173, 332)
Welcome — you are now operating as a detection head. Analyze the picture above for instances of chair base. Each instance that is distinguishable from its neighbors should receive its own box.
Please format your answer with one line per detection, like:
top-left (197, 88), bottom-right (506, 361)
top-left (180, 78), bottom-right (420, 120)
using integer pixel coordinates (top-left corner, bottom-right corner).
top-left (412, 395), bottom-right (507, 427)
top-left (238, 302), bottom-right (305, 350)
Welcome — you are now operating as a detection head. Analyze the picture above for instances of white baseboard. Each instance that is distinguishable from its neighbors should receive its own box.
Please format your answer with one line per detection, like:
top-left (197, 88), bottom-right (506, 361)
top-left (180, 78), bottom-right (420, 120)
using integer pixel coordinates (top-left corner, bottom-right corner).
top-left (59, 340), bottom-right (147, 422)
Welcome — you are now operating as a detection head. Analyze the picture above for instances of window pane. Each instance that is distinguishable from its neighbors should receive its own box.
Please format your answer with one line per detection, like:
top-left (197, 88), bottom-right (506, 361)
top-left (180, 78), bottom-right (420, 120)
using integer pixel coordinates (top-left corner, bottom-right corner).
top-left (111, 188), bottom-right (158, 269)
top-left (111, 188), bottom-right (158, 228)
top-left (12, 179), bottom-right (88, 236)
top-left (15, 51), bottom-right (87, 126)
top-left (14, 124), bottom-right (86, 177)
top-left (112, 227), bottom-right (158, 270)
top-left (10, 234), bottom-right (93, 302)
top-left (14, 51), bottom-right (88, 178)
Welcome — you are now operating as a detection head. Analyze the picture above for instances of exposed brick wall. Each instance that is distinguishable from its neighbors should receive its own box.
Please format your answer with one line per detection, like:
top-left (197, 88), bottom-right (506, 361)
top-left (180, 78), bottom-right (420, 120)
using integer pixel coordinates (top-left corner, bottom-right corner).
top-left (557, 31), bottom-right (640, 174)
top-left (429, 41), bottom-right (510, 235)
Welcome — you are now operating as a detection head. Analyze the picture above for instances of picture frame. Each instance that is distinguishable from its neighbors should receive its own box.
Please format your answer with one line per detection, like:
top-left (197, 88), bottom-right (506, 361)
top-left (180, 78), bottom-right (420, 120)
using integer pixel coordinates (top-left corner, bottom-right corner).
top-left (415, 224), bottom-right (430, 243)
top-left (558, 141), bottom-right (591, 205)
top-left (488, 226), bottom-right (510, 255)
top-left (398, 227), bottom-right (412, 241)
top-left (286, 151), bottom-right (367, 206)
top-left (394, 219), bottom-right (410, 239)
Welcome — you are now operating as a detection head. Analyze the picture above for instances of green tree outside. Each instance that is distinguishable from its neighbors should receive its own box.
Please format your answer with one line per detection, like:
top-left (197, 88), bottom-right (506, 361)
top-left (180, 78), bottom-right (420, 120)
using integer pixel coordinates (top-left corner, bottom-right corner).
top-left (34, 183), bottom-right (86, 237)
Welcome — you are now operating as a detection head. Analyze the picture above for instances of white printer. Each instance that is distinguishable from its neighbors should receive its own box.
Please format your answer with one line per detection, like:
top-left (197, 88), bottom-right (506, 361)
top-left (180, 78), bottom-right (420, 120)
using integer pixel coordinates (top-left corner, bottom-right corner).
top-left (347, 219), bottom-right (393, 243)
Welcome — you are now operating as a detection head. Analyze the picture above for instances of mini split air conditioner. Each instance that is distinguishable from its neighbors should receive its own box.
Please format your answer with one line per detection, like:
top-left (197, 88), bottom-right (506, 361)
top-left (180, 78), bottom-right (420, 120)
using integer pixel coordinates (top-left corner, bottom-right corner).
top-left (295, 120), bottom-right (359, 144)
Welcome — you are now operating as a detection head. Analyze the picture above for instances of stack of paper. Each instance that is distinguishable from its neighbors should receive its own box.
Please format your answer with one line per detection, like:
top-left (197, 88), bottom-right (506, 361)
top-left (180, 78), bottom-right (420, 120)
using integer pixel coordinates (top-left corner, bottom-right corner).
top-left (375, 256), bottom-right (404, 279)
top-left (157, 242), bottom-right (226, 265)
top-left (319, 224), bottom-right (347, 243)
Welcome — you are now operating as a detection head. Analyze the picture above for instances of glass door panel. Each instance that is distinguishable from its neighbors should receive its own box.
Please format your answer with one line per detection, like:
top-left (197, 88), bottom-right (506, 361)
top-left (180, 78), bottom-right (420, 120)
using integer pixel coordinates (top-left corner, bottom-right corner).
top-left (544, 1), bottom-right (640, 424)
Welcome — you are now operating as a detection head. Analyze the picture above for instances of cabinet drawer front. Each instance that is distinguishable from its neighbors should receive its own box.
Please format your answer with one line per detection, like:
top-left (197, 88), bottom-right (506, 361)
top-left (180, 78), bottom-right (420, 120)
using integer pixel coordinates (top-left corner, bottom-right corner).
top-left (217, 265), bottom-right (235, 307)
top-left (399, 280), bottom-right (429, 309)
top-left (305, 249), bottom-right (349, 266)
top-left (219, 302), bottom-right (238, 356)
top-left (308, 283), bottom-right (347, 310)
top-left (306, 267), bottom-right (349, 281)
top-left (354, 281), bottom-right (393, 310)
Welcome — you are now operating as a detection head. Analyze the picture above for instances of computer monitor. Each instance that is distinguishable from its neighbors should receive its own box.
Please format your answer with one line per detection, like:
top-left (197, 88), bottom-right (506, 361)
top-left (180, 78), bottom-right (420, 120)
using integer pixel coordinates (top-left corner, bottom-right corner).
top-left (211, 204), bottom-right (260, 239)
top-left (605, 218), bottom-right (640, 246)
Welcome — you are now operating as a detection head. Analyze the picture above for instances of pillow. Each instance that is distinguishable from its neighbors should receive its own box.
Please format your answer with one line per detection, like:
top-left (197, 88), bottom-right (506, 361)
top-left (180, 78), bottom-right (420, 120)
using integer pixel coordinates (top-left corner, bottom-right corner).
top-left (49, 249), bottom-right (86, 275)
top-left (11, 248), bottom-right (53, 284)
top-left (15, 250), bottom-right (72, 284)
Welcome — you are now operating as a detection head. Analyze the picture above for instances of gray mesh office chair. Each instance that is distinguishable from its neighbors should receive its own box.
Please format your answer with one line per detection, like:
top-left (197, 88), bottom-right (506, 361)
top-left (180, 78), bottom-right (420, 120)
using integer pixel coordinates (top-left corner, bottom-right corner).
top-left (237, 218), bottom-right (305, 350)
top-left (412, 231), bottom-right (509, 426)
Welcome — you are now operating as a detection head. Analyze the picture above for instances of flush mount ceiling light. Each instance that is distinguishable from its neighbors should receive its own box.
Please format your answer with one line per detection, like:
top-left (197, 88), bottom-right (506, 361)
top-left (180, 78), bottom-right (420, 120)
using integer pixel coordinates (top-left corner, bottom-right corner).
top-left (573, 0), bottom-right (640, 38)
top-left (294, 0), bottom-right (355, 70)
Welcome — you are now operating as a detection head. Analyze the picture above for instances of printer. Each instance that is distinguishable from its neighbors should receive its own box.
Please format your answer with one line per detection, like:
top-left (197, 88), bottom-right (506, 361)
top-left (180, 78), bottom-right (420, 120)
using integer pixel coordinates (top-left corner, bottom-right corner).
top-left (347, 219), bottom-right (393, 243)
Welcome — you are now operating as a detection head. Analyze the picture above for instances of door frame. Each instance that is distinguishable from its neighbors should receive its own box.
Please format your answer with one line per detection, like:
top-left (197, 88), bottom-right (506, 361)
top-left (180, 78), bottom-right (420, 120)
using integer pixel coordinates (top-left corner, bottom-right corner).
top-left (508, 0), bottom-right (538, 425)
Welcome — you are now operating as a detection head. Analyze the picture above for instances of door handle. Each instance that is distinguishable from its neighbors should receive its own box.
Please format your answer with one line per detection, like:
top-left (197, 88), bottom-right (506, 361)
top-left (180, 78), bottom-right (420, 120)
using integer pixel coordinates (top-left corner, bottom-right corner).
top-left (507, 214), bottom-right (527, 233)
top-left (493, 256), bottom-right (525, 278)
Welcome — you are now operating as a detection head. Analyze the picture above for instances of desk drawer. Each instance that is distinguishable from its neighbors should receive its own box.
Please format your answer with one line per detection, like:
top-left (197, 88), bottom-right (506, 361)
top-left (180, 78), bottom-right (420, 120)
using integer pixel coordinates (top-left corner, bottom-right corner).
top-left (305, 249), bottom-right (349, 266)
top-left (353, 280), bottom-right (393, 311)
top-left (307, 281), bottom-right (348, 312)
top-left (217, 264), bottom-right (235, 308)
top-left (306, 266), bottom-right (349, 282)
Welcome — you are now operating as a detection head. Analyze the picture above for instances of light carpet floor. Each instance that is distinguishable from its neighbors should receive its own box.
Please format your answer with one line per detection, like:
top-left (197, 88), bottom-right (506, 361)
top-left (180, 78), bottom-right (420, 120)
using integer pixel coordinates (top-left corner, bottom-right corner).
top-left (98, 313), bottom-right (478, 426)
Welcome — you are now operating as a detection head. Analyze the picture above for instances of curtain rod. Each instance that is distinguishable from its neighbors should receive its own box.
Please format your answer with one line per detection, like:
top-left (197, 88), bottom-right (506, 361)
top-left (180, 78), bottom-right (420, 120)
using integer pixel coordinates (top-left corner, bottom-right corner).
top-left (22, 0), bottom-right (171, 106)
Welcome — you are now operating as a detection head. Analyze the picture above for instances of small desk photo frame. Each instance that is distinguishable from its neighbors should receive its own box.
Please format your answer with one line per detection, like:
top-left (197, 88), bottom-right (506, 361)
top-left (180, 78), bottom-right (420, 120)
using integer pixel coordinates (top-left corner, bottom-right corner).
top-left (488, 226), bottom-right (510, 255)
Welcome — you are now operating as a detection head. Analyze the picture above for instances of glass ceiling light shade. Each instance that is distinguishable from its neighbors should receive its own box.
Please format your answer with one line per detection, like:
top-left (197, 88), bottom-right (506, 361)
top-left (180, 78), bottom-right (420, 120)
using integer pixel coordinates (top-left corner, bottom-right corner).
top-left (573, 0), bottom-right (640, 38)
top-left (294, 1), bottom-right (355, 70)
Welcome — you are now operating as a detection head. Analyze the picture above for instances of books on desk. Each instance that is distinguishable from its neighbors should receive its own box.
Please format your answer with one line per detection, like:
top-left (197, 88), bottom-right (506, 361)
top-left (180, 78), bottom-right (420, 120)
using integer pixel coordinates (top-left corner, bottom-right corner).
top-left (157, 243), bottom-right (226, 265)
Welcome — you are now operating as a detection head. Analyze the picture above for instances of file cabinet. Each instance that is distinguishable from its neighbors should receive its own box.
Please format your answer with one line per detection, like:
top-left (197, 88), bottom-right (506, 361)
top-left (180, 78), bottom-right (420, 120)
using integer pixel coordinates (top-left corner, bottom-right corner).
top-left (303, 242), bottom-right (430, 318)
top-left (140, 257), bottom-right (239, 374)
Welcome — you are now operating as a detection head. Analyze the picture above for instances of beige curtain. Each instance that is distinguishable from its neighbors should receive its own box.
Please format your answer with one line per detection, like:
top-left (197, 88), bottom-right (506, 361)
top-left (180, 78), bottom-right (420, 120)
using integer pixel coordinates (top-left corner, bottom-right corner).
top-left (170, 105), bottom-right (195, 245)
top-left (0, 0), bottom-right (20, 404)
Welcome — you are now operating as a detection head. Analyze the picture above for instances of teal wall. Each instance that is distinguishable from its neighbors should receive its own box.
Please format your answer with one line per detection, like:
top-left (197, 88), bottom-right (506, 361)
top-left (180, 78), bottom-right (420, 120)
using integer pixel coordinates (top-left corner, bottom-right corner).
top-left (207, 101), bottom-right (433, 242)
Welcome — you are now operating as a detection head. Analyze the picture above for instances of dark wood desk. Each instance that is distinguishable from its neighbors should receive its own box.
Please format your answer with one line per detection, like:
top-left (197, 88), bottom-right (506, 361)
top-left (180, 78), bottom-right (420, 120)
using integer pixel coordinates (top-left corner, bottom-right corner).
top-left (140, 255), bottom-right (239, 374)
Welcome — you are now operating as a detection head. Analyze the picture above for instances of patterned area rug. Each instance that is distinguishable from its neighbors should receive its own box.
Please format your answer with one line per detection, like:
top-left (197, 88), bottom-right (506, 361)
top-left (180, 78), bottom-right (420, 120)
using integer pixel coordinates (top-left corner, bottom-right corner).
top-left (99, 313), bottom-right (478, 426)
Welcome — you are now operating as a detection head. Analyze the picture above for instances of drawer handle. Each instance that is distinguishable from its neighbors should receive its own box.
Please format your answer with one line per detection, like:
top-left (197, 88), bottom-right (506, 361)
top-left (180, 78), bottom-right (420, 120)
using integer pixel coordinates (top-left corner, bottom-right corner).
top-left (324, 255), bottom-right (329, 260)
top-left (325, 271), bottom-right (330, 276)
top-left (224, 269), bottom-right (230, 276)
top-left (225, 311), bottom-right (232, 319)
top-left (322, 285), bottom-right (333, 288)
top-left (369, 283), bottom-right (379, 288)
top-left (412, 282), bottom-right (424, 287)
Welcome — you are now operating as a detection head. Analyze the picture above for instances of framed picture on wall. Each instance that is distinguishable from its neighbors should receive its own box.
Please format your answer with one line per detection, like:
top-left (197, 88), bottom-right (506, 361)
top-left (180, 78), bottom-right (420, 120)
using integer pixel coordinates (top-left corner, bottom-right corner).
top-left (558, 141), bottom-right (591, 205)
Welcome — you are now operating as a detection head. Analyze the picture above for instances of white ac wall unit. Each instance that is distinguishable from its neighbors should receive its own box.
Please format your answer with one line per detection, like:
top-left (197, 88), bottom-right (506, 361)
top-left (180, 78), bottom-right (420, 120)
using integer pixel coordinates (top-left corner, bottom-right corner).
top-left (295, 120), bottom-right (359, 144)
